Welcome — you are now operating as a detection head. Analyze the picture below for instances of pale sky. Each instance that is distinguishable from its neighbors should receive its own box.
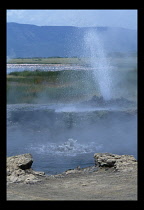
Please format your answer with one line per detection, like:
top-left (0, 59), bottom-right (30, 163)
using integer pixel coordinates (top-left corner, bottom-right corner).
top-left (7, 9), bottom-right (137, 30)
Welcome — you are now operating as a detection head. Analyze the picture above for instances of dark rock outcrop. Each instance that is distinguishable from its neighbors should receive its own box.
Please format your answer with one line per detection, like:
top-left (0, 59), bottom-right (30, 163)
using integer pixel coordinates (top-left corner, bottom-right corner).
top-left (81, 95), bottom-right (136, 108)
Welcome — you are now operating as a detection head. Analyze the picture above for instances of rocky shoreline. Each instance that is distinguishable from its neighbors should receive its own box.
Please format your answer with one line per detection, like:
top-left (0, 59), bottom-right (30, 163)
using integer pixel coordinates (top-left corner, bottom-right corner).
top-left (7, 153), bottom-right (137, 184)
top-left (7, 153), bottom-right (137, 200)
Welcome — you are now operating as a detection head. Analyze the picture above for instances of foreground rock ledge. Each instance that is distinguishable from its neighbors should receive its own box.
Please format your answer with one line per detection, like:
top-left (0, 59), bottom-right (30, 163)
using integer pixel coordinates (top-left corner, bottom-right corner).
top-left (7, 153), bottom-right (45, 184)
top-left (7, 153), bottom-right (137, 184)
top-left (94, 153), bottom-right (137, 172)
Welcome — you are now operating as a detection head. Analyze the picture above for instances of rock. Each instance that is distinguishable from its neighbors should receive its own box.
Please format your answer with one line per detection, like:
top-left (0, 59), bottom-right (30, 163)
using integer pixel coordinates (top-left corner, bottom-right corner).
top-left (24, 174), bottom-right (38, 184)
top-left (62, 165), bottom-right (98, 176)
top-left (7, 153), bottom-right (45, 184)
top-left (104, 158), bottom-right (116, 167)
top-left (94, 153), bottom-right (137, 172)
top-left (82, 95), bottom-right (106, 107)
top-left (81, 95), bottom-right (136, 108)
top-left (7, 153), bottom-right (33, 170)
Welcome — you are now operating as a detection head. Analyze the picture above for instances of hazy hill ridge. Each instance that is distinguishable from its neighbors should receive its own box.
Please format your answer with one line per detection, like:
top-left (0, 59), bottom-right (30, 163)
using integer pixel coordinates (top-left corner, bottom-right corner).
top-left (7, 22), bottom-right (137, 58)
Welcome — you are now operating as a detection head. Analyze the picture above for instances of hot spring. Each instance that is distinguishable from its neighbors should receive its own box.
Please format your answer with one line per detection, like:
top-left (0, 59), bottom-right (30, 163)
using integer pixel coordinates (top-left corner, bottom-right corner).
top-left (7, 102), bottom-right (137, 175)
top-left (7, 29), bottom-right (137, 175)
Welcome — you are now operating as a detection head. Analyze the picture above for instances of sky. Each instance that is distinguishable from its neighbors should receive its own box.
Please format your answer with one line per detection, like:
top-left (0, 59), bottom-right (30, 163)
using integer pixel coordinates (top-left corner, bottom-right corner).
top-left (7, 9), bottom-right (137, 30)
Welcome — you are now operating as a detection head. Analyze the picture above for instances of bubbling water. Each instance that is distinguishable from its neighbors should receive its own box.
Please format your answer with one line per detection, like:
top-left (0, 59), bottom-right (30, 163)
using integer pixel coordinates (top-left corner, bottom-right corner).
top-left (28, 138), bottom-right (103, 156)
top-left (84, 29), bottom-right (112, 101)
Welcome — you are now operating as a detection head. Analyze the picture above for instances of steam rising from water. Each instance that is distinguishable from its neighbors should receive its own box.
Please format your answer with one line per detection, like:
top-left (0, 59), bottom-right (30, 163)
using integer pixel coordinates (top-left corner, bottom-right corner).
top-left (7, 106), bottom-right (137, 173)
top-left (84, 30), bottom-right (112, 100)
top-left (7, 27), bottom-right (137, 174)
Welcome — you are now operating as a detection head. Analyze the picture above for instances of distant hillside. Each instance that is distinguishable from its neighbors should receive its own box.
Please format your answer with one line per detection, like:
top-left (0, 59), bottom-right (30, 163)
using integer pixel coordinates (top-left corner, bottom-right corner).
top-left (7, 22), bottom-right (137, 58)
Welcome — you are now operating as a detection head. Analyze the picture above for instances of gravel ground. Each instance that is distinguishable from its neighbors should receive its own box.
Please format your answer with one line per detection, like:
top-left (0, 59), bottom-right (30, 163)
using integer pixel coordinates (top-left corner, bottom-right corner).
top-left (7, 166), bottom-right (137, 200)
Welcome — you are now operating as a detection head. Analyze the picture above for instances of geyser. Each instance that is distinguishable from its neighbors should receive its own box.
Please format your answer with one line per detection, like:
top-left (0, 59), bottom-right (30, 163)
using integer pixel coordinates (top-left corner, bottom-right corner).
top-left (7, 27), bottom-right (137, 175)
top-left (84, 29), bottom-right (112, 101)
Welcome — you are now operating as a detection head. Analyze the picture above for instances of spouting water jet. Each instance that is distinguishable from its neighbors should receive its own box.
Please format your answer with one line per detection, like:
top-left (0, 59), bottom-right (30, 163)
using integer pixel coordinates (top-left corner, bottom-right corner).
top-left (84, 29), bottom-right (112, 101)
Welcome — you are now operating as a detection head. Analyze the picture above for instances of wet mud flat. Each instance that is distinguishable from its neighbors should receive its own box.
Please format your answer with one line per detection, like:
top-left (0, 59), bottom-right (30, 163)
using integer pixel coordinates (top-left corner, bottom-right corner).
top-left (7, 165), bottom-right (137, 200)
